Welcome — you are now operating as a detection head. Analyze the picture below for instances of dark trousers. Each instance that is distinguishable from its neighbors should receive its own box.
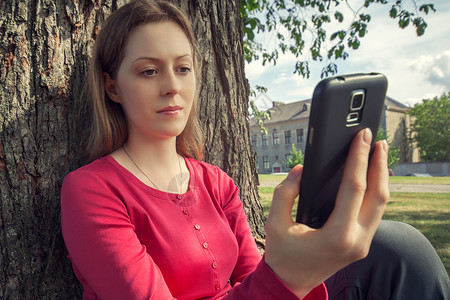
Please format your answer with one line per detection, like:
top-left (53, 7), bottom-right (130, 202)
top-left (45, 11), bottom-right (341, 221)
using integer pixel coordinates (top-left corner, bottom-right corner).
top-left (325, 220), bottom-right (450, 299)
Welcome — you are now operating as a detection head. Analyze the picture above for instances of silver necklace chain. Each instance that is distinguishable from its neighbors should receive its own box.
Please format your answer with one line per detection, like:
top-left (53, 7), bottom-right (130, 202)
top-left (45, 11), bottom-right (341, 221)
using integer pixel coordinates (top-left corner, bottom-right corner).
top-left (122, 145), bottom-right (183, 194)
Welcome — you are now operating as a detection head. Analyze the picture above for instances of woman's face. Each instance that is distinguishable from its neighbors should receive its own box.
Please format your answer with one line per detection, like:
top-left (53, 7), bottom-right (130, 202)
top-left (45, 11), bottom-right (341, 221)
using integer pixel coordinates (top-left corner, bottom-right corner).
top-left (107, 21), bottom-right (196, 142)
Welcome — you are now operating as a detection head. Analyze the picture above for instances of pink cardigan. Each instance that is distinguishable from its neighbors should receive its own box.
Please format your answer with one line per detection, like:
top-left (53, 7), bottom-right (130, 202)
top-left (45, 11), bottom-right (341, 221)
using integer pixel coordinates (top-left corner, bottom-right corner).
top-left (61, 156), bottom-right (327, 299)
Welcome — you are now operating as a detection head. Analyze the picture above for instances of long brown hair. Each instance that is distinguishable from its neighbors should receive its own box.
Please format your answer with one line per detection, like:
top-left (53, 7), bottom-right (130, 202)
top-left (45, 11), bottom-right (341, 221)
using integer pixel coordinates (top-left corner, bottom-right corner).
top-left (86, 0), bottom-right (203, 162)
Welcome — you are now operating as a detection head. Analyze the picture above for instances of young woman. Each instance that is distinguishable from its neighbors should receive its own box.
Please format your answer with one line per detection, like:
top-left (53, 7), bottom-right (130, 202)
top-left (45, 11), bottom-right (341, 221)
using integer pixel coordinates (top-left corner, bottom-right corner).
top-left (61, 1), bottom-right (450, 299)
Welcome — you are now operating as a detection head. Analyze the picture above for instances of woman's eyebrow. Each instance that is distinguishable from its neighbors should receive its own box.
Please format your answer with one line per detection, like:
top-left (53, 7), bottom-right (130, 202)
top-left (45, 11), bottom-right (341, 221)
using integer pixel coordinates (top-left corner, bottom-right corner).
top-left (132, 54), bottom-right (192, 65)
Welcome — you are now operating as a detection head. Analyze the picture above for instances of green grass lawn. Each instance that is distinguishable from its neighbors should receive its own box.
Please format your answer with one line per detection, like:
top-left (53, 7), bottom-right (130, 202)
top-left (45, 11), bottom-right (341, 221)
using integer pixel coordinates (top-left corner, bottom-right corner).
top-left (258, 175), bottom-right (450, 276)
top-left (389, 176), bottom-right (450, 185)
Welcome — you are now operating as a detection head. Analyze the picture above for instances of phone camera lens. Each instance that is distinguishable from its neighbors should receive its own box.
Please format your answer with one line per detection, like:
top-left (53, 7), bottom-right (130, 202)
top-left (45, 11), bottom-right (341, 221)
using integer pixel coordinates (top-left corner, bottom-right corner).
top-left (351, 92), bottom-right (365, 111)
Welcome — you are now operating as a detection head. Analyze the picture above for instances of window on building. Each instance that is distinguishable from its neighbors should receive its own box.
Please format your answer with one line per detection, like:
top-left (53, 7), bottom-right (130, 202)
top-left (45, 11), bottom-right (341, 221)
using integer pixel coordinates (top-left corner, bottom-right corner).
top-left (251, 135), bottom-right (257, 148)
top-left (284, 130), bottom-right (291, 144)
top-left (262, 134), bottom-right (268, 147)
top-left (273, 131), bottom-right (280, 145)
top-left (263, 156), bottom-right (270, 169)
top-left (297, 128), bottom-right (304, 143)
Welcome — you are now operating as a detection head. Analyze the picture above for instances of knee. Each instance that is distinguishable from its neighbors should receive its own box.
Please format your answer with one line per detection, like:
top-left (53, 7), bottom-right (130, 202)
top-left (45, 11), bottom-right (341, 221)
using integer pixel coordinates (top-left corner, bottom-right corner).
top-left (326, 221), bottom-right (449, 300)
top-left (372, 220), bottom-right (436, 264)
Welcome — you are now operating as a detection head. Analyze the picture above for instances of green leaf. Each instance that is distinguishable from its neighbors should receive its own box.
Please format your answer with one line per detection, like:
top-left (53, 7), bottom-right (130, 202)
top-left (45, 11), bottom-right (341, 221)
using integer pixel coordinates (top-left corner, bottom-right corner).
top-left (256, 85), bottom-right (268, 93)
top-left (416, 25), bottom-right (426, 36)
top-left (420, 4), bottom-right (429, 14)
top-left (248, 18), bottom-right (257, 29)
top-left (399, 15), bottom-right (410, 28)
top-left (347, 37), bottom-right (360, 49)
top-left (359, 13), bottom-right (371, 22)
top-left (334, 11), bottom-right (344, 22)
top-left (320, 62), bottom-right (338, 78)
top-left (327, 46), bottom-right (335, 59)
top-left (419, 4), bottom-right (436, 14)
top-left (245, 28), bottom-right (255, 40)
top-left (294, 61), bottom-right (310, 78)
top-left (413, 17), bottom-right (428, 36)
top-left (330, 32), bottom-right (338, 41)
top-left (334, 45), bottom-right (345, 58)
top-left (389, 7), bottom-right (397, 18)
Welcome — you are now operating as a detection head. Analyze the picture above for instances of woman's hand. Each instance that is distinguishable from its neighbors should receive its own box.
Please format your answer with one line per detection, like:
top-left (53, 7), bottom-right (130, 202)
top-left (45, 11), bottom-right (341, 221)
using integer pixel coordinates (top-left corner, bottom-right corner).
top-left (264, 128), bottom-right (390, 298)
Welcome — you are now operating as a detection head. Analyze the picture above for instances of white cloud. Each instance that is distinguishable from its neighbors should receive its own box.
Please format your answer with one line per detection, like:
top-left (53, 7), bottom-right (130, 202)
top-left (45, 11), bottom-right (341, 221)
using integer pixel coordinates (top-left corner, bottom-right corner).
top-left (273, 73), bottom-right (291, 84)
top-left (428, 51), bottom-right (449, 88)
top-left (266, 73), bottom-right (316, 103)
top-left (410, 50), bottom-right (450, 90)
top-left (244, 60), bottom-right (267, 81)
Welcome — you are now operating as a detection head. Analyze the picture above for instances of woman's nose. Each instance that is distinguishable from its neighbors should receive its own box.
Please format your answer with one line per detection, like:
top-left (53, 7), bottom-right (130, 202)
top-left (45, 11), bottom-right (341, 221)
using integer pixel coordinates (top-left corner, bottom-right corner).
top-left (161, 71), bottom-right (180, 96)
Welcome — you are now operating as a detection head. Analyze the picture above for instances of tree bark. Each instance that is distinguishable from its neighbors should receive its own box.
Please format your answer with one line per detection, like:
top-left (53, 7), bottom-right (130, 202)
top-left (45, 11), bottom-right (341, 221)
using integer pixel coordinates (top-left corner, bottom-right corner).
top-left (0, 0), bottom-right (264, 298)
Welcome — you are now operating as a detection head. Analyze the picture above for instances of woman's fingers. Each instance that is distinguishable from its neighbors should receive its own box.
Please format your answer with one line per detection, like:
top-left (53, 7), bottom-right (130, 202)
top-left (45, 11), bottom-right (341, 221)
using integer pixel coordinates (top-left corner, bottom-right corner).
top-left (326, 128), bottom-right (372, 230)
top-left (358, 140), bottom-right (390, 229)
top-left (267, 164), bottom-right (303, 228)
top-left (324, 129), bottom-right (389, 261)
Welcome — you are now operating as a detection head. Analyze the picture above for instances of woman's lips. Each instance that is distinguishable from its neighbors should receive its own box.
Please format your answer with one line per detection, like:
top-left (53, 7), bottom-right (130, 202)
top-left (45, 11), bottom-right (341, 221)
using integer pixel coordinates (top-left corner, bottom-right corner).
top-left (157, 106), bottom-right (182, 115)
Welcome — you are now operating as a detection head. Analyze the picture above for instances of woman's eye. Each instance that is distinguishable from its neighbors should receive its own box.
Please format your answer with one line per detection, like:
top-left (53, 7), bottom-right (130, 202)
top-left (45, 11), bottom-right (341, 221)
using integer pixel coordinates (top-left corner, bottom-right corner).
top-left (177, 67), bottom-right (191, 74)
top-left (142, 69), bottom-right (157, 77)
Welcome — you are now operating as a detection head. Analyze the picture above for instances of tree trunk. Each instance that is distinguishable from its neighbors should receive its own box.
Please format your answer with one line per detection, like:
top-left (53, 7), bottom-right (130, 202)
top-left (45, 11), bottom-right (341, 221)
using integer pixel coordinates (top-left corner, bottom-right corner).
top-left (0, 0), bottom-right (264, 298)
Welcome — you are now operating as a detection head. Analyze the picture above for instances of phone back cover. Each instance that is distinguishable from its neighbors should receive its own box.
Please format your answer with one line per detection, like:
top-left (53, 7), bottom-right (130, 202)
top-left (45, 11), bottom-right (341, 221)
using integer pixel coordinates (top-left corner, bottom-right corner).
top-left (296, 73), bottom-right (388, 228)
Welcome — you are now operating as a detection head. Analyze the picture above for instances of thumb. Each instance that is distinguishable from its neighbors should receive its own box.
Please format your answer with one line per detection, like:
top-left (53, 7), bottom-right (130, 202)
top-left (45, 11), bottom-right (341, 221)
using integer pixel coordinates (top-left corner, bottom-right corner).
top-left (267, 165), bottom-right (303, 226)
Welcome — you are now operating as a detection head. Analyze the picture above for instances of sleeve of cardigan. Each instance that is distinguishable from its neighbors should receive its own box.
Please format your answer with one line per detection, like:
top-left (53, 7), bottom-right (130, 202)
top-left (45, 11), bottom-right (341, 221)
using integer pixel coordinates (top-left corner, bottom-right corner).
top-left (61, 170), bottom-right (175, 300)
top-left (227, 259), bottom-right (328, 300)
top-left (217, 168), bottom-right (328, 300)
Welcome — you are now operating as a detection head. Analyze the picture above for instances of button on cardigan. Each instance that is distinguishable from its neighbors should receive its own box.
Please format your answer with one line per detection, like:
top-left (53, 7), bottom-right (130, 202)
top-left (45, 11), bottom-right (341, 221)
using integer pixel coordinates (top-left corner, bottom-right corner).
top-left (61, 156), bottom-right (327, 299)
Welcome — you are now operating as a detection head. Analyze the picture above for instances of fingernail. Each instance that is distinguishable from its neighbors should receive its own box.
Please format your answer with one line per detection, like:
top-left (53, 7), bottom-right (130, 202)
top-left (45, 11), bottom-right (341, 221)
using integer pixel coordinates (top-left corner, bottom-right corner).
top-left (287, 165), bottom-right (301, 180)
top-left (382, 140), bottom-right (389, 153)
top-left (362, 128), bottom-right (372, 145)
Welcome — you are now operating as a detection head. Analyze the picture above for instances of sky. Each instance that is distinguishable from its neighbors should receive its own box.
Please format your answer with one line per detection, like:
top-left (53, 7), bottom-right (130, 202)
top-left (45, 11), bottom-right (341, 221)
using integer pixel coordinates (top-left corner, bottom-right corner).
top-left (245, 1), bottom-right (450, 107)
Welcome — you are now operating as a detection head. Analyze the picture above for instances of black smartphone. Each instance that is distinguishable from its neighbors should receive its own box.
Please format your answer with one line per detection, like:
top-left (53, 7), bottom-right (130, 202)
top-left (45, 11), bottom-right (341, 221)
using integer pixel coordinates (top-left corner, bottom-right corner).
top-left (295, 73), bottom-right (388, 228)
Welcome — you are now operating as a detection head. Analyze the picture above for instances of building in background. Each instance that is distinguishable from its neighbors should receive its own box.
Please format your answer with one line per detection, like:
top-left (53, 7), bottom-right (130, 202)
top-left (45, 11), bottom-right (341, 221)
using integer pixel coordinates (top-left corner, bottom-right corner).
top-left (249, 95), bottom-right (419, 174)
